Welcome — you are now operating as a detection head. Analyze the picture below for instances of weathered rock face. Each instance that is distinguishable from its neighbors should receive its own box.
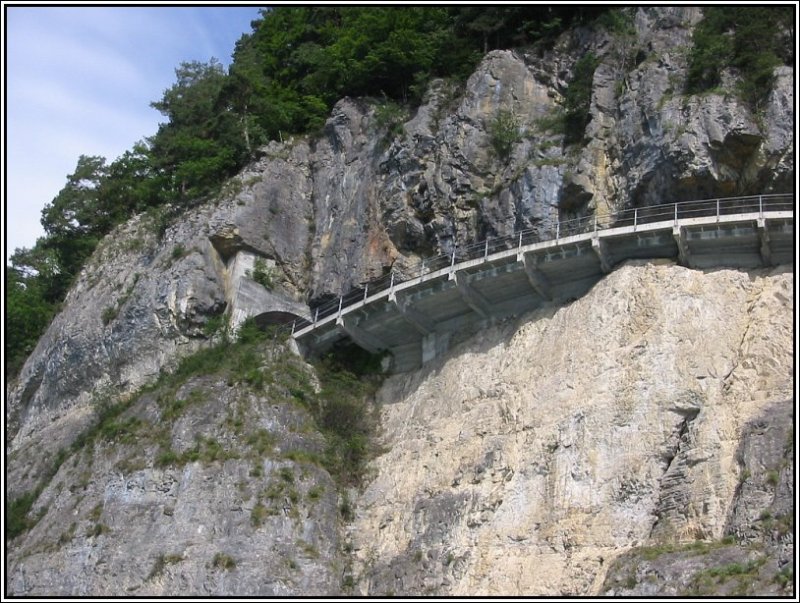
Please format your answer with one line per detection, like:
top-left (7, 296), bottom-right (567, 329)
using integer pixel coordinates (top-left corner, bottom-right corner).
top-left (5, 7), bottom-right (795, 597)
top-left (7, 350), bottom-right (346, 597)
top-left (600, 398), bottom-right (794, 596)
top-left (347, 262), bottom-right (793, 596)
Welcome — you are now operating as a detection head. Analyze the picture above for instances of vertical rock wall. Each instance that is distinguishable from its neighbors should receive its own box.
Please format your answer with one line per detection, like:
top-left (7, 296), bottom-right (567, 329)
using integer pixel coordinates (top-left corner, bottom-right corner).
top-left (347, 262), bottom-right (793, 595)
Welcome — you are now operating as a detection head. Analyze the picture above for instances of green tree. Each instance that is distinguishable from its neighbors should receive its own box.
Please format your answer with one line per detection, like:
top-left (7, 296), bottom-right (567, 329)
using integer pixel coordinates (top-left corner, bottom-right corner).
top-left (149, 59), bottom-right (240, 201)
top-left (5, 266), bottom-right (56, 376)
top-left (687, 7), bottom-right (794, 110)
top-left (227, 7), bottom-right (345, 137)
top-left (563, 53), bottom-right (600, 144)
top-left (489, 110), bottom-right (521, 161)
top-left (452, 6), bottom-right (608, 52)
top-left (331, 8), bottom-right (454, 102)
top-left (41, 155), bottom-right (108, 238)
top-left (9, 242), bottom-right (67, 305)
top-left (100, 141), bottom-right (164, 215)
top-left (219, 40), bottom-right (270, 153)
top-left (39, 155), bottom-right (109, 290)
top-left (454, 6), bottom-right (513, 54)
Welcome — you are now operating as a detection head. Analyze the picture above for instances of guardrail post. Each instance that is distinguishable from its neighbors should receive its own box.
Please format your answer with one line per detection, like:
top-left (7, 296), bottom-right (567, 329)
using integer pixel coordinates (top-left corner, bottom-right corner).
top-left (518, 231), bottom-right (523, 250)
top-left (363, 283), bottom-right (368, 302)
top-left (484, 239), bottom-right (489, 260)
top-left (314, 307), bottom-right (319, 325)
top-left (716, 198), bottom-right (720, 222)
top-left (337, 296), bottom-right (343, 318)
top-left (556, 221), bottom-right (560, 240)
top-left (594, 214), bottom-right (598, 232)
top-left (674, 203), bottom-right (678, 224)
top-left (759, 195), bottom-right (763, 217)
top-left (420, 259), bottom-right (426, 278)
top-left (291, 320), bottom-right (296, 335)
top-left (633, 208), bottom-right (638, 230)
top-left (390, 271), bottom-right (395, 294)
top-left (451, 247), bottom-right (456, 268)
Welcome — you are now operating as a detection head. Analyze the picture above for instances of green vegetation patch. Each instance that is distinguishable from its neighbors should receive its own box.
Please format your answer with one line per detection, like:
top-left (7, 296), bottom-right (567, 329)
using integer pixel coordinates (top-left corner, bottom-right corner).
top-left (373, 99), bottom-right (409, 141)
top-left (155, 436), bottom-right (239, 468)
top-left (250, 502), bottom-right (269, 528)
top-left (563, 53), bottom-right (601, 144)
top-left (488, 110), bottom-right (522, 161)
top-left (6, 491), bottom-right (41, 541)
top-left (246, 257), bottom-right (275, 290)
top-left (636, 538), bottom-right (730, 561)
top-left (687, 7), bottom-right (794, 110)
top-left (688, 557), bottom-right (767, 595)
top-left (595, 7), bottom-right (636, 37)
top-left (147, 553), bottom-right (184, 580)
top-left (774, 565), bottom-right (793, 589)
top-left (212, 552), bottom-right (237, 570)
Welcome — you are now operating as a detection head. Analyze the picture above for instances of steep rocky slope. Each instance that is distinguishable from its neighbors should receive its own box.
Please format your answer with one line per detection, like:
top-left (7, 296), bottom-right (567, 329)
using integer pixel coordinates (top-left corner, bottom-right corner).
top-left (601, 397), bottom-right (793, 596)
top-left (7, 8), bottom-right (793, 460)
top-left (5, 7), bottom-right (795, 597)
top-left (346, 261), bottom-right (793, 596)
top-left (7, 341), bottom-right (351, 596)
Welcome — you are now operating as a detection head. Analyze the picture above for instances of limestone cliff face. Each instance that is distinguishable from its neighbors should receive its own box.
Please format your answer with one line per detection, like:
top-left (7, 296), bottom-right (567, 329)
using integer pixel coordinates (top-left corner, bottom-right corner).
top-left (5, 7), bottom-right (795, 597)
top-left (7, 262), bottom-right (792, 596)
top-left (7, 349), bottom-right (346, 597)
top-left (600, 398), bottom-right (794, 596)
top-left (348, 262), bottom-right (793, 596)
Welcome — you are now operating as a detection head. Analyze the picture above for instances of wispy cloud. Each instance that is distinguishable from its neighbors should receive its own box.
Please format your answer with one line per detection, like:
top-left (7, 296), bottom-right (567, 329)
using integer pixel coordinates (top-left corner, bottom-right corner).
top-left (5, 5), bottom-right (262, 260)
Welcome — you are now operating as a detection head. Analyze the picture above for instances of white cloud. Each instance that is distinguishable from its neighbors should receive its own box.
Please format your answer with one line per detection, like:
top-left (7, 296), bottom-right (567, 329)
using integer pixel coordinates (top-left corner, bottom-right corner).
top-left (4, 6), bottom-right (262, 262)
top-left (9, 28), bottom-right (148, 93)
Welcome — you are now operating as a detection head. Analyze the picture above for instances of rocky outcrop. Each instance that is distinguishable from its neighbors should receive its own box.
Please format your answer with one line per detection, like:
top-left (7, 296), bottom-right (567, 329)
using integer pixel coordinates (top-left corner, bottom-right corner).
top-left (346, 262), bottom-right (793, 596)
top-left (600, 398), bottom-right (793, 596)
top-left (7, 349), bottom-right (346, 597)
top-left (8, 260), bottom-right (792, 597)
top-left (8, 8), bottom-right (793, 460)
top-left (557, 7), bottom-right (794, 214)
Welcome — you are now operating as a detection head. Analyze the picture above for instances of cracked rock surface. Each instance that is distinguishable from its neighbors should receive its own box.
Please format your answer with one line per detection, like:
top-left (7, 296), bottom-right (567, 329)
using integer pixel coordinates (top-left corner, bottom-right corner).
top-left (348, 261), bottom-right (793, 596)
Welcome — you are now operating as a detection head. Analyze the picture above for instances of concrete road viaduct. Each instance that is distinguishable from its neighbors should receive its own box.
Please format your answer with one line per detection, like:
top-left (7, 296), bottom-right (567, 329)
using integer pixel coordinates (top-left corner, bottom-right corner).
top-left (287, 194), bottom-right (793, 372)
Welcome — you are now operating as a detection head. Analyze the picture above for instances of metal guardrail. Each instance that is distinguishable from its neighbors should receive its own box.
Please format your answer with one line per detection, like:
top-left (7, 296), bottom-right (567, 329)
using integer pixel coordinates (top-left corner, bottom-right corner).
top-left (264, 193), bottom-right (793, 339)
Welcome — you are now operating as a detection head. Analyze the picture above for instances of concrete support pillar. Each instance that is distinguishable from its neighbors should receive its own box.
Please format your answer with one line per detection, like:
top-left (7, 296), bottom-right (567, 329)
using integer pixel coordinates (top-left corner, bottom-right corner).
top-left (591, 235), bottom-right (612, 273)
top-left (520, 253), bottom-right (553, 300)
top-left (451, 271), bottom-right (492, 318)
top-left (757, 217), bottom-right (772, 266)
top-left (672, 225), bottom-right (691, 267)
top-left (336, 315), bottom-right (386, 354)
top-left (421, 332), bottom-right (438, 364)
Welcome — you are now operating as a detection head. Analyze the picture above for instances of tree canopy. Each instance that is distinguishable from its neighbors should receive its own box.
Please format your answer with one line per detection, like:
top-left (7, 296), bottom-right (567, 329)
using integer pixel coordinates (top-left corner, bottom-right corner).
top-left (687, 6), bottom-right (794, 110)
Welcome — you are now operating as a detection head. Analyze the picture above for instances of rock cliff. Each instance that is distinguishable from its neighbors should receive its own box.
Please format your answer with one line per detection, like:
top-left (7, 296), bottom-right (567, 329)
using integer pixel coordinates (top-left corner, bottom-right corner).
top-left (5, 7), bottom-right (794, 597)
top-left (7, 345), bottom-right (347, 596)
top-left (7, 262), bottom-right (793, 596)
top-left (347, 261), bottom-right (793, 596)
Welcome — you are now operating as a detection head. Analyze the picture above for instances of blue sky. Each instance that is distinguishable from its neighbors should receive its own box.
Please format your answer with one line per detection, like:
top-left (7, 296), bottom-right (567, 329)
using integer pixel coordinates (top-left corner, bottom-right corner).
top-left (5, 5), bottom-right (264, 261)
